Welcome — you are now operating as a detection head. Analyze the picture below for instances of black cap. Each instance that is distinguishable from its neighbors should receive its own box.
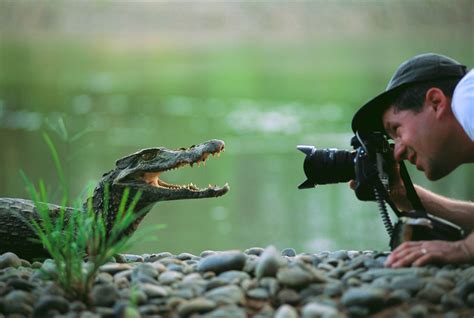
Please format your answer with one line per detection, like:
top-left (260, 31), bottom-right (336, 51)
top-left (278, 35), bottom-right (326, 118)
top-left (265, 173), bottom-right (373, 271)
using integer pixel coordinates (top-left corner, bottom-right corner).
top-left (351, 53), bottom-right (468, 134)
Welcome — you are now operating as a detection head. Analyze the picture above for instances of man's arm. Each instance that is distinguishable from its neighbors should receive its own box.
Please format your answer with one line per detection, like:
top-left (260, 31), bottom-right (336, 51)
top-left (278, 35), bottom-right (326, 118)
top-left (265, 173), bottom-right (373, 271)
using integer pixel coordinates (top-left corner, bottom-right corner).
top-left (388, 173), bottom-right (474, 231)
top-left (408, 185), bottom-right (474, 231)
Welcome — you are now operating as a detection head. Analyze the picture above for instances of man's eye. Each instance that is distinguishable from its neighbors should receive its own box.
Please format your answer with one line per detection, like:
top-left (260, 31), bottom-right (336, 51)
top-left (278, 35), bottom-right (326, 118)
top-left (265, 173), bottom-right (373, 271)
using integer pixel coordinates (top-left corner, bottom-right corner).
top-left (141, 152), bottom-right (156, 161)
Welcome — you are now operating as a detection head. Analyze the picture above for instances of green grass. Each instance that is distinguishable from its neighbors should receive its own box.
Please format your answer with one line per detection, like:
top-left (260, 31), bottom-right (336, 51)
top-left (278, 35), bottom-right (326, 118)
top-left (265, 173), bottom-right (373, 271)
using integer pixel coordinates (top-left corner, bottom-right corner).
top-left (18, 131), bottom-right (156, 303)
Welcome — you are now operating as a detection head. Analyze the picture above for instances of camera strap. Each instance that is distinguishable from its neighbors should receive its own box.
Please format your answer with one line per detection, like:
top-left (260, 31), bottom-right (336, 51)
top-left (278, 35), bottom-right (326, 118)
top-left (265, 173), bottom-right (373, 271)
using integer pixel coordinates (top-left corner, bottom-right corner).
top-left (399, 161), bottom-right (425, 212)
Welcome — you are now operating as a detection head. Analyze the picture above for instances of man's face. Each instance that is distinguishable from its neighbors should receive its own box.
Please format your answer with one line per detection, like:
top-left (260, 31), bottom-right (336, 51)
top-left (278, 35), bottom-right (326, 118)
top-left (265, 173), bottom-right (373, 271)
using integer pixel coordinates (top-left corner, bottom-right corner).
top-left (382, 104), bottom-right (450, 180)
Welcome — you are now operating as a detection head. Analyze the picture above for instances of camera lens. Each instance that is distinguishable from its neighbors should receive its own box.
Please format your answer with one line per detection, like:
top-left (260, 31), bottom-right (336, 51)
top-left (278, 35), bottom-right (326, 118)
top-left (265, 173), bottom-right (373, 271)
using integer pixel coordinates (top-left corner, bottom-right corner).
top-left (298, 146), bottom-right (355, 188)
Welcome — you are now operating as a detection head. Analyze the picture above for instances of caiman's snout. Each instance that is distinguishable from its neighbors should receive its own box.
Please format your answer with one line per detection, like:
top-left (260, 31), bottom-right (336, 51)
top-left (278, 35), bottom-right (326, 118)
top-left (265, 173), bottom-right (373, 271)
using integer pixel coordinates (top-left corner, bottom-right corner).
top-left (114, 140), bottom-right (229, 200)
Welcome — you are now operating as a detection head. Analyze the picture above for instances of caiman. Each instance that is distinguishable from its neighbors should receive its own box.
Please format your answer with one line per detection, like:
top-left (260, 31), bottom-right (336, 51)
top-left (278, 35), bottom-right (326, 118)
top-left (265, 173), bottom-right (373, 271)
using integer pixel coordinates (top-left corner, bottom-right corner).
top-left (0, 139), bottom-right (229, 260)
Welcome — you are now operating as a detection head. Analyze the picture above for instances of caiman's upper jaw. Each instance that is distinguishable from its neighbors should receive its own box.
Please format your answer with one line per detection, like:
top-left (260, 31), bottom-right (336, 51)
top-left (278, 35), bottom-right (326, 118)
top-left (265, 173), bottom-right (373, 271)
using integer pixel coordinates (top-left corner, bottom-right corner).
top-left (114, 139), bottom-right (229, 200)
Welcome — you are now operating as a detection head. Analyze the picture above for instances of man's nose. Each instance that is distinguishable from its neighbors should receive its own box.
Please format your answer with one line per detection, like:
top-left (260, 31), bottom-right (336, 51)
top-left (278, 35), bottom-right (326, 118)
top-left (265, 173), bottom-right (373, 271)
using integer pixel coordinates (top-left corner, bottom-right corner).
top-left (393, 142), bottom-right (406, 162)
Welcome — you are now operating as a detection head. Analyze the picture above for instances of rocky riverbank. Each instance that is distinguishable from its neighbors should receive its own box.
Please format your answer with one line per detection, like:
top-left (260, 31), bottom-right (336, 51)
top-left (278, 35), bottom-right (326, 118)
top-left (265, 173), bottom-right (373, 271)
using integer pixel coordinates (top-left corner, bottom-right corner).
top-left (0, 247), bottom-right (473, 317)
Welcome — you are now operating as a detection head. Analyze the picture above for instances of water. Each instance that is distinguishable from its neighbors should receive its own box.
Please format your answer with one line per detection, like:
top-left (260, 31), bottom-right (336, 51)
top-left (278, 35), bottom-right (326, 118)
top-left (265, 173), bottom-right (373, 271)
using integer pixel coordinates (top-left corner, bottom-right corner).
top-left (0, 1), bottom-right (472, 255)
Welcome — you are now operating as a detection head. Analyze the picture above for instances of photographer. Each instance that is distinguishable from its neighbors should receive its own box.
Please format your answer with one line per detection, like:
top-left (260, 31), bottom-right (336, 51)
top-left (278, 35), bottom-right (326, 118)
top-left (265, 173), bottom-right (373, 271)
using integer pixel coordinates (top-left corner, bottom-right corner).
top-left (352, 53), bottom-right (474, 267)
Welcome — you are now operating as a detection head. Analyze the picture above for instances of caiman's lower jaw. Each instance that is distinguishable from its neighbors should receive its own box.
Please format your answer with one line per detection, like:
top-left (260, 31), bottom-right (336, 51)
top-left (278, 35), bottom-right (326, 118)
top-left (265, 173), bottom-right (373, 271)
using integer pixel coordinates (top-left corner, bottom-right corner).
top-left (141, 146), bottom-right (229, 197)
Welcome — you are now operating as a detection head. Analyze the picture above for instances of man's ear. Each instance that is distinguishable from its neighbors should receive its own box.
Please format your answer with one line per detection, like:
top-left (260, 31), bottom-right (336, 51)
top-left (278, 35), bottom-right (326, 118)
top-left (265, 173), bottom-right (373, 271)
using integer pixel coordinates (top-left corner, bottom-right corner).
top-left (425, 88), bottom-right (449, 118)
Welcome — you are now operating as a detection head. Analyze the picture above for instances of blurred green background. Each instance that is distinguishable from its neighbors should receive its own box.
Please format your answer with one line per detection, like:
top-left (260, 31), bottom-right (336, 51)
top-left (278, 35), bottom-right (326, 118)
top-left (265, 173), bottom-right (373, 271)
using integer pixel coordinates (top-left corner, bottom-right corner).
top-left (1, 1), bottom-right (472, 255)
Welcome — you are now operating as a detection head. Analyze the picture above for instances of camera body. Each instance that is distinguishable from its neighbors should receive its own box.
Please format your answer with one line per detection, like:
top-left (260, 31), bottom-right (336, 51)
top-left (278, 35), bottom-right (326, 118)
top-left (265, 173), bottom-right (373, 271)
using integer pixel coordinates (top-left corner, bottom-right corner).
top-left (298, 132), bottom-right (393, 201)
top-left (298, 132), bottom-right (465, 249)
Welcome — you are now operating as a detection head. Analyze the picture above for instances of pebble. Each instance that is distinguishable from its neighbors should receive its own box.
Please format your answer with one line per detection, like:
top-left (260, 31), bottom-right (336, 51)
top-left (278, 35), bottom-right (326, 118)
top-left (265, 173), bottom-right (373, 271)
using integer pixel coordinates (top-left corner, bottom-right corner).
top-left (340, 286), bottom-right (386, 309)
top-left (0, 248), bottom-right (472, 317)
top-left (255, 245), bottom-right (286, 279)
top-left (0, 252), bottom-right (22, 269)
top-left (177, 297), bottom-right (216, 317)
top-left (274, 304), bottom-right (298, 318)
top-left (33, 295), bottom-right (69, 316)
top-left (158, 270), bottom-right (183, 285)
top-left (138, 283), bottom-right (169, 298)
top-left (91, 284), bottom-right (119, 307)
top-left (197, 251), bottom-right (246, 274)
top-left (281, 248), bottom-right (297, 257)
top-left (205, 284), bottom-right (245, 304)
top-left (277, 266), bottom-right (314, 288)
top-left (301, 302), bottom-right (338, 317)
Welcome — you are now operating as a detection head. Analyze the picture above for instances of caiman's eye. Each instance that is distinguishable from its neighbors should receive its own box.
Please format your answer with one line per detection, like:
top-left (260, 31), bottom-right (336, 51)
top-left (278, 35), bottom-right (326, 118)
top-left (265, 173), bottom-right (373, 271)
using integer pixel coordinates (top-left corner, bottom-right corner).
top-left (141, 152), bottom-right (156, 161)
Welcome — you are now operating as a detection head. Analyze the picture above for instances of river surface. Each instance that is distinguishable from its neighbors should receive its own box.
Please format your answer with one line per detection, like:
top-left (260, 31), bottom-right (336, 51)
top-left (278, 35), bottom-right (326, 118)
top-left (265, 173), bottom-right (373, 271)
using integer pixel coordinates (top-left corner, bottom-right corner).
top-left (0, 1), bottom-right (472, 255)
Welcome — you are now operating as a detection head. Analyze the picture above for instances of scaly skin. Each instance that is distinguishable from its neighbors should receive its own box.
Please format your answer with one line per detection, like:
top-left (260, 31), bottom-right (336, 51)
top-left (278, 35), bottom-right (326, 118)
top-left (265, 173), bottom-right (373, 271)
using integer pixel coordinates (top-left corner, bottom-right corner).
top-left (0, 139), bottom-right (229, 260)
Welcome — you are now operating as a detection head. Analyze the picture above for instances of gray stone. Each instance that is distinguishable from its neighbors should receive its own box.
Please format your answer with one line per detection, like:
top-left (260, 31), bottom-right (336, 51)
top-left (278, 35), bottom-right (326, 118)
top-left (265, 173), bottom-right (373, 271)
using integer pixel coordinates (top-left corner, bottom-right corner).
top-left (346, 305), bottom-right (370, 318)
top-left (145, 252), bottom-right (173, 262)
top-left (281, 248), bottom-right (297, 257)
top-left (114, 303), bottom-right (141, 318)
top-left (206, 277), bottom-right (229, 291)
top-left (218, 270), bottom-right (250, 284)
top-left (4, 290), bottom-right (35, 315)
top-left (197, 251), bottom-right (247, 274)
top-left (408, 304), bottom-right (428, 318)
top-left (95, 306), bottom-right (115, 317)
top-left (95, 272), bottom-right (114, 285)
top-left (205, 285), bottom-right (244, 304)
top-left (390, 275), bottom-right (425, 293)
top-left (255, 303), bottom-right (275, 317)
top-left (0, 252), bottom-right (21, 269)
top-left (6, 278), bottom-right (35, 291)
top-left (387, 289), bottom-right (411, 306)
top-left (38, 259), bottom-right (58, 280)
top-left (120, 254), bottom-right (144, 263)
top-left (243, 255), bottom-right (258, 274)
top-left (177, 297), bottom-right (216, 317)
top-left (255, 245), bottom-right (286, 279)
top-left (277, 266), bottom-right (314, 288)
top-left (259, 277), bottom-right (280, 297)
top-left (132, 263), bottom-right (159, 281)
top-left (323, 282), bottom-right (344, 297)
top-left (277, 288), bottom-right (301, 305)
top-left (341, 287), bottom-right (386, 309)
top-left (100, 263), bottom-right (132, 275)
top-left (139, 283), bottom-right (169, 298)
top-left (201, 304), bottom-right (247, 318)
top-left (177, 252), bottom-right (196, 261)
top-left (417, 285), bottom-right (444, 303)
top-left (329, 250), bottom-right (349, 261)
top-left (467, 292), bottom-right (474, 307)
top-left (91, 284), bottom-right (120, 307)
top-left (33, 295), bottom-right (69, 316)
top-left (301, 302), bottom-right (338, 318)
top-left (138, 304), bottom-right (161, 315)
top-left (245, 247), bottom-right (265, 256)
top-left (159, 270), bottom-right (183, 285)
top-left (167, 263), bottom-right (184, 272)
top-left (247, 287), bottom-right (269, 300)
top-left (200, 250), bottom-right (217, 258)
top-left (69, 300), bottom-right (87, 312)
top-left (151, 261), bottom-right (167, 273)
top-left (441, 293), bottom-right (464, 309)
top-left (274, 304), bottom-right (298, 318)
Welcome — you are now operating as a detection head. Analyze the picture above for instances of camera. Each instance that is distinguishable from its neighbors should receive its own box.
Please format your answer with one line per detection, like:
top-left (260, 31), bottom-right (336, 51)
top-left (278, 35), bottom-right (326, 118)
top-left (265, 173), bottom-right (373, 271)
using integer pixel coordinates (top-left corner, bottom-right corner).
top-left (297, 131), bottom-right (465, 249)
top-left (297, 132), bottom-right (394, 201)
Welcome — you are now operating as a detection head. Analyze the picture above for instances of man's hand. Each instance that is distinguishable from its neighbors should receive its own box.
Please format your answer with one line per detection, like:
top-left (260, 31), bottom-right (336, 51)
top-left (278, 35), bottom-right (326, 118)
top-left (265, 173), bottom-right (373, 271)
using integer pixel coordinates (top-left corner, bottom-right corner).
top-left (385, 237), bottom-right (474, 267)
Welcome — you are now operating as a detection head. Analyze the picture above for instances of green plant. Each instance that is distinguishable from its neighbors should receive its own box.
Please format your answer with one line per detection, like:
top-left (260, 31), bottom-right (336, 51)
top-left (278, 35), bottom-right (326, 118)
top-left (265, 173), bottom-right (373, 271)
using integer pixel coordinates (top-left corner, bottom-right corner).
top-left (20, 132), bottom-right (157, 303)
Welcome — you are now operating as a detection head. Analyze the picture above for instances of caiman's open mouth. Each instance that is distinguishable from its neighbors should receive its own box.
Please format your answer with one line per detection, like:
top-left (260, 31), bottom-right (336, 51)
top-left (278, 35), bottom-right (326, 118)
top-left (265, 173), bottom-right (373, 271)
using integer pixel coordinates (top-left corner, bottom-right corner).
top-left (142, 143), bottom-right (228, 193)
